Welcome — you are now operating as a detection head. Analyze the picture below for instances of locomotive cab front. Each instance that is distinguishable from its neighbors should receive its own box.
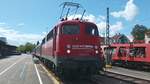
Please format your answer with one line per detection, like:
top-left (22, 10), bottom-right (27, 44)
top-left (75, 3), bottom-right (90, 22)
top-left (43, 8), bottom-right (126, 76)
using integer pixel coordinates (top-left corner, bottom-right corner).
top-left (56, 20), bottom-right (104, 75)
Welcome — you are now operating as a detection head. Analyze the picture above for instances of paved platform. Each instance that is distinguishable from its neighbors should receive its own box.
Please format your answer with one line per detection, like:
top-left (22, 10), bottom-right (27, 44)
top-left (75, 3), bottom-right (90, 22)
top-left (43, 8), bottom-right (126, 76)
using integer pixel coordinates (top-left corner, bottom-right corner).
top-left (106, 66), bottom-right (150, 81)
top-left (0, 54), bottom-right (133, 84)
top-left (0, 54), bottom-right (58, 84)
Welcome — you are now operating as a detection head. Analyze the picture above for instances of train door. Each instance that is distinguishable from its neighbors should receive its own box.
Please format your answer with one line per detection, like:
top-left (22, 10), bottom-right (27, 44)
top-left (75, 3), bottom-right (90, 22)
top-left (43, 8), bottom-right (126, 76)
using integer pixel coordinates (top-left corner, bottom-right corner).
top-left (53, 27), bottom-right (57, 56)
top-left (118, 47), bottom-right (127, 57)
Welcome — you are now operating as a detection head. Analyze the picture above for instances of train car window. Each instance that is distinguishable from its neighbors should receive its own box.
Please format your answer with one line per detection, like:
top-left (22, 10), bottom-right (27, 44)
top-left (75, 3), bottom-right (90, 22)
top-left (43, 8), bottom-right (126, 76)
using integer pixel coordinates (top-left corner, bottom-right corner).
top-left (42, 38), bottom-right (45, 44)
top-left (85, 24), bottom-right (99, 36)
top-left (118, 47), bottom-right (127, 57)
top-left (47, 30), bottom-right (53, 40)
top-left (111, 47), bottom-right (117, 56)
top-left (129, 47), bottom-right (145, 57)
top-left (62, 24), bottom-right (80, 35)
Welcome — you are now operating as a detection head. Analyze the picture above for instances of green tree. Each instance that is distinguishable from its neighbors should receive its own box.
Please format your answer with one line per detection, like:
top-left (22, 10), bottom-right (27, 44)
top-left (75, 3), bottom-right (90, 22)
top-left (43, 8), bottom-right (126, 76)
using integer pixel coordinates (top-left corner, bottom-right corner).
top-left (17, 42), bottom-right (36, 53)
top-left (131, 24), bottom-right (148, 40)
top-left (24, 42), bottom-right (36, 52)
top-left (17, 45), bottom-right (25, 53)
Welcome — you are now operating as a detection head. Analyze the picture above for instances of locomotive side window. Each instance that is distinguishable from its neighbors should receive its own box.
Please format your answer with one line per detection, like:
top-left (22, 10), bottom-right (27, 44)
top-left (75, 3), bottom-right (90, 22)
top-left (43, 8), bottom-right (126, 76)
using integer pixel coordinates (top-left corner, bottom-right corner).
top-left (62, 24), bottom-right (80, 35)
top-left (47, 26), bottom-right (57, 41)
top-left (47, 30), bottom-right (53, 41)
top-left (86, 24), bottom-right (99, 36)
top-left (42, 38), bottom-right (45, 44)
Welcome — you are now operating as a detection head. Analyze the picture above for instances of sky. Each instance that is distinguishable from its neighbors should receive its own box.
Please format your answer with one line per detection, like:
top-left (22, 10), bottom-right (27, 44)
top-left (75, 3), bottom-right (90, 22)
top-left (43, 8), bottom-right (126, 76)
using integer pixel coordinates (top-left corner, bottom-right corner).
top-left (0, 0), bottom-right (150, 46)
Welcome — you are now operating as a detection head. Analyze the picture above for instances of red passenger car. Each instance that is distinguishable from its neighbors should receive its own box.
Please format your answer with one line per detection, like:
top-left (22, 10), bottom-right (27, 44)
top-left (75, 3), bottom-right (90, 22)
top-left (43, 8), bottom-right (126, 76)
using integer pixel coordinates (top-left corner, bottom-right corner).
top-left (34, 19), bottom-right (104, 76)
top-left (110, 43), bottom-right (150, 67)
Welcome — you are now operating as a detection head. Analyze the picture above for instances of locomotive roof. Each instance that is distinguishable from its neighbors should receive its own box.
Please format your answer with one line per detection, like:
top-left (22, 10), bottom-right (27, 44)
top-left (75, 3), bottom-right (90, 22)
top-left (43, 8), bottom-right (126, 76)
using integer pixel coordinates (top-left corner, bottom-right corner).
top-left (57, 19), bottom-right (96, 26)
top-left (40, 19), bottom-right (98, 45)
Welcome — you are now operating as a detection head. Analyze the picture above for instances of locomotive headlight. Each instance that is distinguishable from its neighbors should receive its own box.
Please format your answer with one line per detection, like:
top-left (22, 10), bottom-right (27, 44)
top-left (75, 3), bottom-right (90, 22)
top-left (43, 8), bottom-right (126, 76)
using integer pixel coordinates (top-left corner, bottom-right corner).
top-left (95, 50), bottom-right (99, 54)
top-left (67, 49), bottom-right (71, 54)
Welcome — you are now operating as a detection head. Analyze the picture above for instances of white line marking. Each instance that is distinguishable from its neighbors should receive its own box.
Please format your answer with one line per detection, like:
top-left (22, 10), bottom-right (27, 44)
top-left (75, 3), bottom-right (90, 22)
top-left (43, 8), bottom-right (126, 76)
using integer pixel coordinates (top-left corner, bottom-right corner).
top-left (0, 58), bottom-right (24, 76)
top-left (20, 62), bottom-right (27, 79)
top-left (40, 64), bottom-right (60, 84)
top-left (34, 64), bottom-right (43, 84)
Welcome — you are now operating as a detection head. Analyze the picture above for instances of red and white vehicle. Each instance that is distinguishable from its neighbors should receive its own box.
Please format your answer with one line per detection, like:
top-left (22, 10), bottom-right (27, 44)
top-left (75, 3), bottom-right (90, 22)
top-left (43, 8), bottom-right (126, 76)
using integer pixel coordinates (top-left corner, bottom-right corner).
top-left (33, 19), bottom-right (104, 76)
top-left (110, 43), bottom-right (150, 67)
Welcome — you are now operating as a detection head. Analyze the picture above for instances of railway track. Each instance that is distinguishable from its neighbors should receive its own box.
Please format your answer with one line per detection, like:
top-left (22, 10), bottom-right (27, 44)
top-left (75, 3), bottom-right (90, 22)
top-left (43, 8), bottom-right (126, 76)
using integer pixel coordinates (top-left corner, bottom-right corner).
top-left (37, 61), bottom-right (129, 84)
top-left (35, 59), bottom-right (149, 84)
top-left (40, 62), bottom-right (97, 84)
top-left (99, 70), bottom-right (150, 84)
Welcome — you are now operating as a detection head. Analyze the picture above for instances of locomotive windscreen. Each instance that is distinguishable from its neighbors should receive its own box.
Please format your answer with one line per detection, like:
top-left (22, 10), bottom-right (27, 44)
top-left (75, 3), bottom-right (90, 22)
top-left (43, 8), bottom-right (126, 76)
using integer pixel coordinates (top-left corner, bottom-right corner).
top-left (85, 24), bottom-right (99, 36)
top-left (62, 24), bottom-right (80, 35)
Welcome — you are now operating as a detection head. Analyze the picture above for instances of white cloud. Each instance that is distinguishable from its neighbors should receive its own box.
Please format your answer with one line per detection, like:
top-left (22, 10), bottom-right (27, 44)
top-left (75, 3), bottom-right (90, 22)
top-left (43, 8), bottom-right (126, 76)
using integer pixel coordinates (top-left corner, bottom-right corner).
top-left (127, 35), bottom-right (133, 41)
top-left (97, 21), bottom-right (106, 30)
top-left (97, 21), bottom-right (123, 36)
top-left (17, 23), bottom-right (25, 26)
top-left (42, 31), bottom-right (47, 35)
top-left (0, 22), bottom-right (6, 25)
top-left (110, 21), bottom-right (123, 33)
top-left (67, 14), bottom-right (95, 22)
top-left (68, 14), bottom-right (105, 24)
top-left (98, 15), bottom-right (106, 21)
top-left (0, 27), bottom-right (44, 46)
top-left (111, 0), bottom-right (138, 21)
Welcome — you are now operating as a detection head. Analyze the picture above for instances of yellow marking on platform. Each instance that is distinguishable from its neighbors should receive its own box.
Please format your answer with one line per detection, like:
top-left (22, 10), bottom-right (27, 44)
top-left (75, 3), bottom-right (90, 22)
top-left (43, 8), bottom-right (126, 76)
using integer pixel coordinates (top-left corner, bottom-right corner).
top-left (105, 64), bottom-right (112, 68)
top-left (40, 64), bottom-right (61, 84)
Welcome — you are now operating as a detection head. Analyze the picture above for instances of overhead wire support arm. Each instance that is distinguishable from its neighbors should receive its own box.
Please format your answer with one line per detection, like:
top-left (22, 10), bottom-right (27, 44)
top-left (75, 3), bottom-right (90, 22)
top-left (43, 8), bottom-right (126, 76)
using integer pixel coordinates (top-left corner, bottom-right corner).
top-left (59, 2), bottom-right (81, 8)
top-left (59, 2), bottom-right (84, 20)
top-left (60, 5), bottom-right (65, 19)
top-left (80, 9), bottom-right (86, 20)
top-left (65, 8), bottom-right (70, 19)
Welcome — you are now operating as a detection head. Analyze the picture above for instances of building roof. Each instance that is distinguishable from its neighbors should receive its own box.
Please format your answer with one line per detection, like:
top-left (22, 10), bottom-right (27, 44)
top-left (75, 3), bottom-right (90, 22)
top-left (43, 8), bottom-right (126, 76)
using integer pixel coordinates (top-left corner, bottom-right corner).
top-left (112, 33), bottom-right (125, 40)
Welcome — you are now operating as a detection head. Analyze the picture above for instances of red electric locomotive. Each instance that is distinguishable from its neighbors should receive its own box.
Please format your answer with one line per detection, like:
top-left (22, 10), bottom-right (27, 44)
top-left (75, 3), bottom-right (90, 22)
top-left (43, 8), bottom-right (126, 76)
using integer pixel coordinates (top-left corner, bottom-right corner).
top-left (33, 2), bottom-right (104, 76)
top-left (34, 19), bottom-right (104, 76)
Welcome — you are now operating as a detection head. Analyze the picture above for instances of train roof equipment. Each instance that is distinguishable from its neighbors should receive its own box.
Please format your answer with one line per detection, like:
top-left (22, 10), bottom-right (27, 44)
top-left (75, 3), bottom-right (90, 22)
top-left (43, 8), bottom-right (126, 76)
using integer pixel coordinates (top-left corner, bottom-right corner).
top-left (59, 2), bottom-right (86, 21)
